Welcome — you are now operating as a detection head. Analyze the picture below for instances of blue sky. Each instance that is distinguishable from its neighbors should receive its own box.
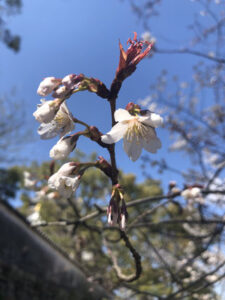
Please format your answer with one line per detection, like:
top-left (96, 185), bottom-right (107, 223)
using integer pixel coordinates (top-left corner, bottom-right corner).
top-left (0, 0), bottom-right (213, 188)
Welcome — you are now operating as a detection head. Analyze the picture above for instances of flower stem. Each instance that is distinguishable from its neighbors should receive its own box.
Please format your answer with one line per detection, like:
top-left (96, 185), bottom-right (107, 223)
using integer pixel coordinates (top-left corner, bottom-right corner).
top-left (72, 117), bottom-right (90, 129)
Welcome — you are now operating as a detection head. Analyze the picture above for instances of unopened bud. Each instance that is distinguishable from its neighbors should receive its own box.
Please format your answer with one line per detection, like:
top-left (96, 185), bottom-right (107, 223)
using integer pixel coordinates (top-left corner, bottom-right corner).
top-left (37, 77), bottom-right (62, 96)
top-left (125, 102), bottom-right (141, 115)
top-left (89, 126), bottom-right (102, 141)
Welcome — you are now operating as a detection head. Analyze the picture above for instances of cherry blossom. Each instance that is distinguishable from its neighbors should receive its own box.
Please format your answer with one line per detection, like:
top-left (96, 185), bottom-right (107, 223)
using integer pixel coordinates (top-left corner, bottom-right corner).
top-left (23, 171), bottom-right (37, 189)
top-left (33, 98), bottom-right (63, 124)
top-left (49, 135), bottom-right (77, 160)
top-left (48, 162), bottom-right (80, 197)
top-left (101, 108), bottom-right (163, 161)
top-left (37, 77), bottom-right (61, 96)
top-left (37, 101), bottom-right (74, 139)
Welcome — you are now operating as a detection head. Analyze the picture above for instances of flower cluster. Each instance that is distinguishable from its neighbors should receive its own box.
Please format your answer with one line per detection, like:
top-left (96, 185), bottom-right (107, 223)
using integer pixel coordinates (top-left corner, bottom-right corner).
top-left (33, 33), bottom-right (163, 229)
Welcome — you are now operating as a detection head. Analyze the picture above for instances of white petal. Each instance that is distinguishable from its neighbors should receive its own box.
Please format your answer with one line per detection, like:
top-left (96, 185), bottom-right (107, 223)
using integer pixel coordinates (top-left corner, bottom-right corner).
top-left (58, 186), bottom-right (73, 198)
top-left (139, 112), bottom-right (163, 128)
top-left (142, 128), bottom-right (162, 153)
top-left (63, 175), bottom-right (80, 191)
top-left (59, 101), bottom-right (70, 115)
top-left (48, 173), bottom-right (60, 189)
top-left (143, 137), bottom-right (161, 153)
top-left (57, 162), bottom-right (76, 175)
top-left (101, 122), bottom-right (127, 144)
top-left (38, 121), bottom-right (59, 140)
top-left (60, 121), bottom-right (75, 137)
top-left (49, 137), bottom-right (75, 160)
top-left (123, 135), bottom-right (143, 162)
top-left (114, 109), bottom-right (133, 122)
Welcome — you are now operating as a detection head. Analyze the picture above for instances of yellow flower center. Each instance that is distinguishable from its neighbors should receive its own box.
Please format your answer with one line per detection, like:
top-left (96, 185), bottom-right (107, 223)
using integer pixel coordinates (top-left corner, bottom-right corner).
top-left (124, 118), bottom-right (149, 143)
top-left (54, 111), bottom-right (69, 128)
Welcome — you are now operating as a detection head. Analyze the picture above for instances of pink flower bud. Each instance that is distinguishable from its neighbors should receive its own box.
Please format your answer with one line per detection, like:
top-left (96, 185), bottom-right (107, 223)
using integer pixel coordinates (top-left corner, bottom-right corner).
top-left (37, 77), bottom-right (61, 96)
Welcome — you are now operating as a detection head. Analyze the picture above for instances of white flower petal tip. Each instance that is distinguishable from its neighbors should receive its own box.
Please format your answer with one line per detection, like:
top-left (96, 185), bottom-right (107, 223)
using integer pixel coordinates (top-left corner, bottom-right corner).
top-left (150, 113), bottom-right (163, 127)
top-left (114, 109), bottom-right (133, 122)
top-left (141, 112), bottom-right (163, 128)
top-left (101, 122), bottom-right (127, 144)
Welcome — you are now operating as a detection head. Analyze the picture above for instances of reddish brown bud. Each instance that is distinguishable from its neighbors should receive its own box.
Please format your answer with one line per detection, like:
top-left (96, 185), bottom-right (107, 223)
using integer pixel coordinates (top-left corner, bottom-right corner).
top-left (125, 102), bottom-right (141, 115)
top-left (97, 156), bottom-right (113, 178)
top-left (89, 126), bottom-right (102, 141)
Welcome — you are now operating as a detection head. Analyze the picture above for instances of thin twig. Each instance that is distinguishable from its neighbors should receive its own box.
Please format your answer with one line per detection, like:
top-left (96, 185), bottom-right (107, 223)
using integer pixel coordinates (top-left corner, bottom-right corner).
top-left (104, 231), bottom-right (142, 282)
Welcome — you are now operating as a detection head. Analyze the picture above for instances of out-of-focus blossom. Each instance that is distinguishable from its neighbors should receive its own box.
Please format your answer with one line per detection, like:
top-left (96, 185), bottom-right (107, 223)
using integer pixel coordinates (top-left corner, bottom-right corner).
top-left (81, 250), bottom-right (94, 262)
top-left (141, 31), bottom-right (156, 44)
top-left (180, 81), bottom-right (188, 89)
top-left (46, 191), bottom-right (58, 200)
top-left (206, 274), bottom-right (218, 282)
top-left (101, 108), bottom-right (163, 161)
top-left (48, 162), bottom-right (81, 198)
top-left (138, 95), bottom-right (166, 115)
top-left (27, 203), bottom-right (42, 225)
top-left (208, 51), bottom-right (215, 58)
top-left (33, 98), bottom-right (63, 124)
top-left (169, 137), bottom-right (187, 151)
top-left (168, 181), bottom-right (181, 194)
top-left (32, 189), bottom-right (46, 203)
top-left (181, 187), bottom-right (202, 199)
top-left (23, 171), bottom-right (37, 189)
top-left (50, 135), bottom-right (77, 160)
top-left (200, 10), bottom-right (207, 16)
top-left (37, 77), bottom-right (61, 96)
top-left (37, 101), bottom-right (74, 139)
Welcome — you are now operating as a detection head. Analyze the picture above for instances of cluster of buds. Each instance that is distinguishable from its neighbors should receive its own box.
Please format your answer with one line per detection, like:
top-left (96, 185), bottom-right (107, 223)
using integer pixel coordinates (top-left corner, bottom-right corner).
top-left (107, 184), bottom-right (128, 230)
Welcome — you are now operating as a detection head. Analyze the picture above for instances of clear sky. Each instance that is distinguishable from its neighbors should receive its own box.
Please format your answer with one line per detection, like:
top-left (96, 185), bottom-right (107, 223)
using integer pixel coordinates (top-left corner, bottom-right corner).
top-left (0, 0), bottom-right (213, 188)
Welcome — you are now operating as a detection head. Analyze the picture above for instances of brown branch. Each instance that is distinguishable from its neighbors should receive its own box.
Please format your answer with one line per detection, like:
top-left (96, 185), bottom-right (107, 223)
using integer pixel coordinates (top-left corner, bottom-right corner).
top-left (165, 260), bottom-right (225, 300)
top-left (129, 219), bottom-right (225, 230)
top-left (142, 232), bottom-right (183, 287)
top-left (155, 47), bottom-right (225, 64)
top-left (33, 189), bottom-right (225, 228)
top-left (104, 231), bottom-right (142, 282)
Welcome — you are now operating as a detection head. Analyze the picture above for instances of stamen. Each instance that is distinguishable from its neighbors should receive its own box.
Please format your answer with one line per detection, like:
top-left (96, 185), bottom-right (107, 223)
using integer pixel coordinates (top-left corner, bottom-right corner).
top-left (125, 118), bottom-right (150, 144)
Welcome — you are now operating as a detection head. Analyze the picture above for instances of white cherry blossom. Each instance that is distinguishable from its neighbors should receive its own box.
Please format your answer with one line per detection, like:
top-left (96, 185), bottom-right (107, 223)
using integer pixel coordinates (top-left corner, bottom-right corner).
top-left (48, 173), bottom-right (80, 198)
top-left (37, 101), bottom-right (75, 139)
top-left (33, 99), bottom-right (60, 123)
top-left (101, 108), bottom-right (163, 161)
top-left (27, 203), bottom-right (42, 225)
top-left (81, 251), bottom-right (94, 262)
top-left (181, 187), bottom-right (202, 199)
top-left (141, 31), bottom-right (156, 44)
top-left (23, 171), bottom-right (37, 189)
top-left (37, 77), bottom-right (61, 96)
top-left (49, 135), bottom-right (77, 160)
top-left (48, 162), bottom-right (80, 197)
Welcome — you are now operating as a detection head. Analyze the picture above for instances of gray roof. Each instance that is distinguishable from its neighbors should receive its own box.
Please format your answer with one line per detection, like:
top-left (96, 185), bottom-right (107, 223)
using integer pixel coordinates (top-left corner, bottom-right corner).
top-left (0, 200), bottom-right (112, 300)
